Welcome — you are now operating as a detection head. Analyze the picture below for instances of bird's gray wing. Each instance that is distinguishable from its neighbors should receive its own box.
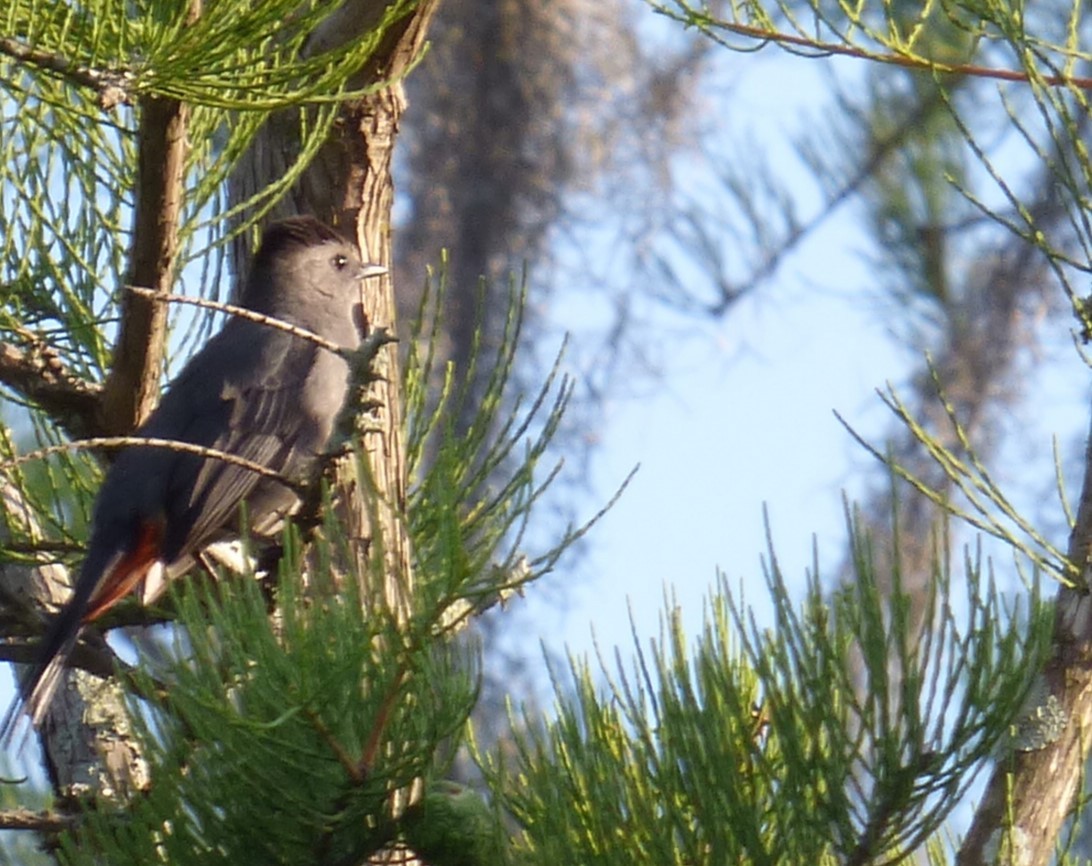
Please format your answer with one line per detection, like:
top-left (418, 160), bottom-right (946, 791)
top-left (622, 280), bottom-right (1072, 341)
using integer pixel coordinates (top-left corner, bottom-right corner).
top-left (137, 323), bottom-right (327, 562)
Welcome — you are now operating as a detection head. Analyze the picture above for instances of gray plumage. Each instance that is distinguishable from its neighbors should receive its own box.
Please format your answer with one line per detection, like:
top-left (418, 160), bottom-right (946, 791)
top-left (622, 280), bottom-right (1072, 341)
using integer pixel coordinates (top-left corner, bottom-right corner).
top-left (4, 216), bottom-right (383, 734)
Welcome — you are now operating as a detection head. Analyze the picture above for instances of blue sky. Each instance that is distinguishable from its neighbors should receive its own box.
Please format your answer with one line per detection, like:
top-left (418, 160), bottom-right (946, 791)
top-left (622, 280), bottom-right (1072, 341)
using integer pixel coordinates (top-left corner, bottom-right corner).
top-left (516, 47), bottom-right (1090, 693)
top-left (516, 245), bottom-right (925, 691)
top-left (515, 53), bottom-right (901, 661)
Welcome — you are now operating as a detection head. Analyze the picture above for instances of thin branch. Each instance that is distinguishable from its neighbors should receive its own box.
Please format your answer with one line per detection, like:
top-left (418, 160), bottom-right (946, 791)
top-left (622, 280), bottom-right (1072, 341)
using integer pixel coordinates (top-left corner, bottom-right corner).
top-left (0, 36), bottom-right (133, 109)
top-left (304, 708), bottom-right (366, 784)
top-left (358, 662), bottom-right (412, 776)
top-left (126, 285), bottom-right (380, 358)
top-left (0, 274), bottom-right (388, 447)
top-left (653, 11), bottom-right (1092, 90)
top-left (0, 635), bottom-right (120, 682)
top-left (0, 435), bottom-right (299, 490)
top-left (1, 540), bottom-right (80, 555)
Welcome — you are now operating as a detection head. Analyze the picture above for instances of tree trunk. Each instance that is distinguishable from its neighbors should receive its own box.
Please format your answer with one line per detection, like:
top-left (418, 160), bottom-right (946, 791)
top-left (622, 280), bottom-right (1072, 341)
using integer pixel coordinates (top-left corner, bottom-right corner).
top-left (958, 410), bottom-right (1092, 866)
top-left (228, 1), bottom-right (437, 609)
top-left (227, 3), bottom-right (440, 857)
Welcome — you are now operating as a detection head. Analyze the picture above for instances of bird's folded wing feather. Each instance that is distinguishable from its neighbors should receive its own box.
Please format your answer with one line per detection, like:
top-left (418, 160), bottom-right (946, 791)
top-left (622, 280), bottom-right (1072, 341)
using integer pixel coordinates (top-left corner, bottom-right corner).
top-left (140, 325), bottom-right (323, 561)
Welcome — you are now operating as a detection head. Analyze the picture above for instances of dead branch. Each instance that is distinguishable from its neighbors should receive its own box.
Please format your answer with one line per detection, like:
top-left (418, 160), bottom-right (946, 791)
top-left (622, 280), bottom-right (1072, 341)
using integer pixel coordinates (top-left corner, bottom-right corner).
top-left (0, 808), bottom-right (77, 833)
top-left (0, 36), bottom-right (133, 109)
top-left (0, 340), bottom-right (102, 440)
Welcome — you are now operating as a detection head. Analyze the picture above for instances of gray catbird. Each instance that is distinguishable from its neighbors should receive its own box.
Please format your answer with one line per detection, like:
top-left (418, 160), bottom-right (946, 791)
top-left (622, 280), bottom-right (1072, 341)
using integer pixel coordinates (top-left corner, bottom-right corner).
top-left (6, 216), bottom-right (385, 732)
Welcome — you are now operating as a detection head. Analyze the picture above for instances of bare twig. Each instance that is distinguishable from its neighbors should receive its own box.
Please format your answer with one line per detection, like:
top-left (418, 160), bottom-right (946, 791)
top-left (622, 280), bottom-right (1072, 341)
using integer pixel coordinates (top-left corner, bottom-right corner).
top-left (0, 435), bottom-right (299, 490)
top-left (304, 708), bottom-right (366, 784)
top-left (0, 634), bottom-right (121, 682)
top-left (654, 11), bottom-right (1092, 90)
top-left (127, 286), bottom-right (358, 357)
top-left (0, 36), bottom-right (132, 109)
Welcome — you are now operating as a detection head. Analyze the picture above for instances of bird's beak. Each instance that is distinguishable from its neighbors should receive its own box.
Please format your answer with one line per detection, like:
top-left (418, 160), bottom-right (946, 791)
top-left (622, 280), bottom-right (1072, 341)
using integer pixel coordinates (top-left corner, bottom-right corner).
top-left (357, 263), bottom-right (387, 280)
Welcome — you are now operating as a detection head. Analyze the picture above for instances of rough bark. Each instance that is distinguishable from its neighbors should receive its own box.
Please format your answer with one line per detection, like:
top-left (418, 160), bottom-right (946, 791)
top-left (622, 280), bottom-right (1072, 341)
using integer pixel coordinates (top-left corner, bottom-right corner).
top-left (339, 90), bottom-right (416, 615)
top-left (1, 476), bottom-right (147, 808)
top-left (957, 411), bottom-right (1092, 866)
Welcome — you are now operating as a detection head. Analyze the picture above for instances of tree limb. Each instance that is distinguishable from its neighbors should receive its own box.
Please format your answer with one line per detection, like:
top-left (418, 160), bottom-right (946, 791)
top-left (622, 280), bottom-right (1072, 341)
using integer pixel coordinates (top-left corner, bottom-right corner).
top-left (0, 340), bottom-right (102, 440)
top-left (99, 0), bottom-right (199, 436)
top-left (0, 808), bottom-right (77, 833)
top-left (0, 635), bottom-right (120, 682)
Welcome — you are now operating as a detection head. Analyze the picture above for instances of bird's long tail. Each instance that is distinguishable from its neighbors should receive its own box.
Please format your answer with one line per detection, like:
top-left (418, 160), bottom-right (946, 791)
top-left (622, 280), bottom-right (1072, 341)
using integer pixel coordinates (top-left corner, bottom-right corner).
top-left (1, 523), bottom-right (162, 743)
top-left (1, 602), bottom-right (85, 743)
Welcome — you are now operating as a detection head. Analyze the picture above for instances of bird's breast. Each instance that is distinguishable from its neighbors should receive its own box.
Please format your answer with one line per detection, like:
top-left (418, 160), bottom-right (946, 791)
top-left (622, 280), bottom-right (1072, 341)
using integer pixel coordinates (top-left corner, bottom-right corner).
top-left (299, 349), bottom-right (352, 448)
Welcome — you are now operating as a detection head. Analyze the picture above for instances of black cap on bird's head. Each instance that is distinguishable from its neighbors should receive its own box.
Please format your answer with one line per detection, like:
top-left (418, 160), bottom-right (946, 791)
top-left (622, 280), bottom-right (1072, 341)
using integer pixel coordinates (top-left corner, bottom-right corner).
top-left (251, 216), bottom-right (350, 273)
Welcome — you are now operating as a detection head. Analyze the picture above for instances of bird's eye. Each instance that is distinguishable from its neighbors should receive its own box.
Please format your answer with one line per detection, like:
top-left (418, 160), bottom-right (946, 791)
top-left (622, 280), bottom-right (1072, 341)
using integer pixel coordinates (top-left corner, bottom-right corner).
top-left (333, 254), bottom-right (348, 270)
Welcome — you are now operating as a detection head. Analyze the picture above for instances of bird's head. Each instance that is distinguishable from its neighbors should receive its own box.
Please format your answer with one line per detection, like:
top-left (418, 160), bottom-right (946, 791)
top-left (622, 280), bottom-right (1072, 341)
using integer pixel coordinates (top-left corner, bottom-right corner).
top-left (241, 217), bottom-right (385, 325)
